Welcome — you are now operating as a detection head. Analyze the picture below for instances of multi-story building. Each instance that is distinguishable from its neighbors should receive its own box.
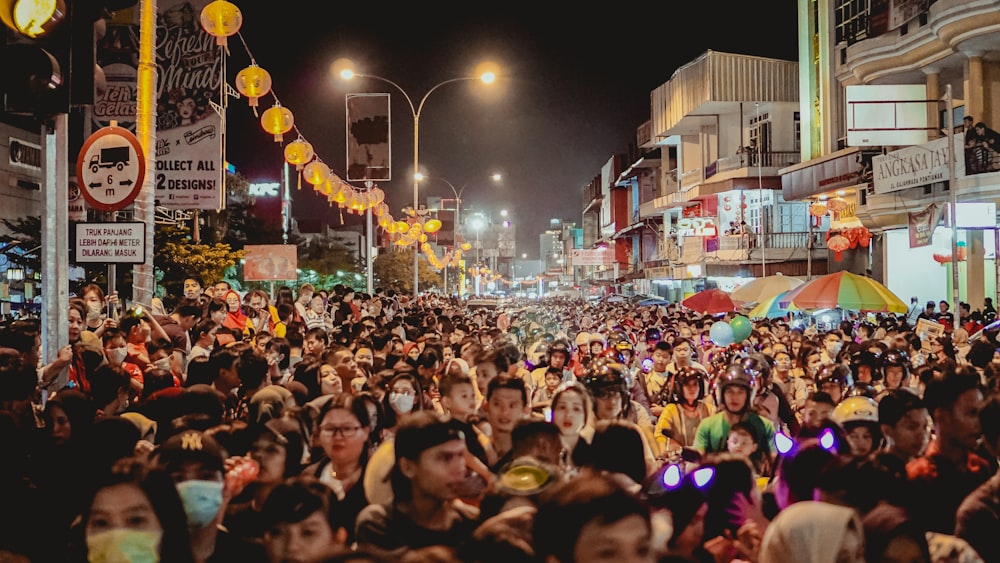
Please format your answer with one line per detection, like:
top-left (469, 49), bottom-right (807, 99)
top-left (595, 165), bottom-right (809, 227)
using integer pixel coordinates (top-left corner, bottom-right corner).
top-left (611, 51), bottom-right (821, 301)
top-left (783, 0), bottom-right (1000, 310)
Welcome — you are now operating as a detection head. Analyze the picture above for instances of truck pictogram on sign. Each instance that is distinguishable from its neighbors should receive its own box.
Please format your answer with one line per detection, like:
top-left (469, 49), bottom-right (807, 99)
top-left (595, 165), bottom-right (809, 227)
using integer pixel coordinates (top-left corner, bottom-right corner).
top-left (76, 124), bottom-right (146, 212)
top-left (89, 146), bottom-right (130, 173)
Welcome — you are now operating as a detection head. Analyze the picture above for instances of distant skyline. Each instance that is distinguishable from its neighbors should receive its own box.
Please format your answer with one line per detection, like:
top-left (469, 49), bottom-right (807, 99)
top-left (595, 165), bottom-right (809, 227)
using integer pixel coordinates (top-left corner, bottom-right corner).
top-left (224, 4), bottom-right (800, 258)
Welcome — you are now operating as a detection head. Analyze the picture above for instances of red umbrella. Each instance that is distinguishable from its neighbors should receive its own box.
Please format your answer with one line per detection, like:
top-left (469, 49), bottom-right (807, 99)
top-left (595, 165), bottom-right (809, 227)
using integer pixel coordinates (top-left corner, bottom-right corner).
top-left (681, 288), bottom-right (737, 315)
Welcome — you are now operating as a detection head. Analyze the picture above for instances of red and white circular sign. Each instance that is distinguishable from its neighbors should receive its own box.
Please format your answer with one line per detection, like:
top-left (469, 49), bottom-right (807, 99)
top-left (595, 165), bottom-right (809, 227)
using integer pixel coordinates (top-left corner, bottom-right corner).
top-left (76, 125), bottom-right (146, 212)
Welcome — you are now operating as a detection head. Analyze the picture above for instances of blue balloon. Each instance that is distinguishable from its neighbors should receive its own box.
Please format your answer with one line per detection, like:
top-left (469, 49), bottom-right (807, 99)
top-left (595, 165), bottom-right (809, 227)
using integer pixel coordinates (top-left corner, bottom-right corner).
top-left (710, 321), bottom-right (734, 346)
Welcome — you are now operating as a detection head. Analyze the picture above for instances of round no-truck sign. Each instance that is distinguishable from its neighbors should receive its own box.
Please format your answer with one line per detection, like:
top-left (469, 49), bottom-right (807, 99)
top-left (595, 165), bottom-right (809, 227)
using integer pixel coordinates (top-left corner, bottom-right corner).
top-left (76, 125), bottom-right (146, 212)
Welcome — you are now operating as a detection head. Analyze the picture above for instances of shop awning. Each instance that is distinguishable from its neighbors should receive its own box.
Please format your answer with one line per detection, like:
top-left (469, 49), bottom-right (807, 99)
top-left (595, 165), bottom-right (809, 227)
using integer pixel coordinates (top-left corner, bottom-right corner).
top-left (612, 219), bottom-right (657, 240)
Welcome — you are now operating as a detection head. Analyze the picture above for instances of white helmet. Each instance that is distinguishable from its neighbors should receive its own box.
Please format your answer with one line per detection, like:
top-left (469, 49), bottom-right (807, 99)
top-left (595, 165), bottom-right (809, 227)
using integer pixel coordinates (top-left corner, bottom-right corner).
top-left (574, 331), bottom-right (591, 349)
top-left (831, 396), bottom-right (879, 426)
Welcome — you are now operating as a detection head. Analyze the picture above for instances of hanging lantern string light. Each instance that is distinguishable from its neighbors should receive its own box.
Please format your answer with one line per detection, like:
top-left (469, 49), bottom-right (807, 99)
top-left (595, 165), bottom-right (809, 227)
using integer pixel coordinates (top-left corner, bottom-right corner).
top-left (206, 6), bottom-right (412, 240)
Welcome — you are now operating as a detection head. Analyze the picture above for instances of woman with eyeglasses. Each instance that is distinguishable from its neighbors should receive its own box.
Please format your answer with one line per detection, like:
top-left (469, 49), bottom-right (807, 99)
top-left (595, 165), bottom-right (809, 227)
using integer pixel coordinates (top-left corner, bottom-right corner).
top-left (302, 393), bottom-right (372, 544)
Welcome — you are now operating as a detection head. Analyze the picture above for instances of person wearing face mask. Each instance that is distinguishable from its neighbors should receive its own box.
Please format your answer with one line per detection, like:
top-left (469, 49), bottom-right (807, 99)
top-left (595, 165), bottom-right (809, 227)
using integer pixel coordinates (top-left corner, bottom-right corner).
top-left (101, 327), bottom-right (145, 396)
top-left (77, 458), bottom-right (196, 563)
top-left (381, 371), bottom-right (423, 438)
top-left (820, 331), bottom-right (844, 364)
top-left (152, 429), bottom-right (267, 562)
top-left (80, 283), bottom-right (119, 338)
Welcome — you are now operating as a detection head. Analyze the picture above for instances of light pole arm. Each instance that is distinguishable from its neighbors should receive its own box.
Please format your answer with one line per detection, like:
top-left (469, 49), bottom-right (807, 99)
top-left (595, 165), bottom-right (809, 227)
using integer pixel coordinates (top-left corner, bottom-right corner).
top-left (352, 73), bottom-right (482, 298)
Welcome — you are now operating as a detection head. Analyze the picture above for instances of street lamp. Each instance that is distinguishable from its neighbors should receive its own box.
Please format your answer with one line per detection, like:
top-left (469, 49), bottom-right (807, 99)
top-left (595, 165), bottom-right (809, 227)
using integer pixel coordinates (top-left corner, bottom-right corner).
top-left (335, 59), bottom-right (498, 298)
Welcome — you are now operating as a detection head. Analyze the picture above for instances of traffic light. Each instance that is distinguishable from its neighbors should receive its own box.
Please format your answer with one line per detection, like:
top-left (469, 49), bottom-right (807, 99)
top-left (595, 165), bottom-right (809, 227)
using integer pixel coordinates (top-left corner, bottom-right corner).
top-left (0, 0), bottom-right (70, 116)
top-left (0, 0), bottom-right (136, 117)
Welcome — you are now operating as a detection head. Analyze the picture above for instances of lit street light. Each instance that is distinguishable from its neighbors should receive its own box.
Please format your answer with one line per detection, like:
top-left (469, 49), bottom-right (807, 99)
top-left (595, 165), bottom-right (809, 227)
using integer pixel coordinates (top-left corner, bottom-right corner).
top-left (335, 59), bottom-right (498, 298)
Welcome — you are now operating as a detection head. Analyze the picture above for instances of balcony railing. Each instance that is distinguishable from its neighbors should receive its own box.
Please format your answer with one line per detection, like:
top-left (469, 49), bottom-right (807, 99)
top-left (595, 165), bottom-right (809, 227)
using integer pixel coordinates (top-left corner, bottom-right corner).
top-left (719, 150), bottom-right (801, 172)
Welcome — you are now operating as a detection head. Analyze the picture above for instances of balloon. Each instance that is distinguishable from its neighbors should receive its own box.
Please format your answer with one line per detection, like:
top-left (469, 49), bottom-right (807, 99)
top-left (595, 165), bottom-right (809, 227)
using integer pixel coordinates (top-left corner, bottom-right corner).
top-left (710, 321), bottom-right (734, 346)
top-left (729, 315), bottom-right (752, 342)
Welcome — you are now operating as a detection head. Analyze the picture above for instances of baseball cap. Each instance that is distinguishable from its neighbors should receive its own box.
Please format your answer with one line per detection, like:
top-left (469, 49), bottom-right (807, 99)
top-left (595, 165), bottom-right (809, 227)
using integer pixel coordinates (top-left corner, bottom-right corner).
top-left (155, 429), bottom-right (227, 473)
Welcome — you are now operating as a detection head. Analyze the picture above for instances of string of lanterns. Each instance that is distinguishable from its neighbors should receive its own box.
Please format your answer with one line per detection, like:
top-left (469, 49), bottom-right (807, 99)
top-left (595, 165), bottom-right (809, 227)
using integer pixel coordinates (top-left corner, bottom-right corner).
top-left (199, 0), bottom-right (399, 234)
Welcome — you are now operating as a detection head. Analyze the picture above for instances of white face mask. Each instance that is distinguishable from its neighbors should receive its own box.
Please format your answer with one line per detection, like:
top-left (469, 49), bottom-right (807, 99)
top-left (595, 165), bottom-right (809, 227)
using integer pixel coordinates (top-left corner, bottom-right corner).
top-left (86, 301), bottom-right (103, 321)
top-left (107, 347), bottom-right (128, 365)
top-left (153, 358), bottom-right (171, 371)
top-left (389, 392), bottom-right (415, 414)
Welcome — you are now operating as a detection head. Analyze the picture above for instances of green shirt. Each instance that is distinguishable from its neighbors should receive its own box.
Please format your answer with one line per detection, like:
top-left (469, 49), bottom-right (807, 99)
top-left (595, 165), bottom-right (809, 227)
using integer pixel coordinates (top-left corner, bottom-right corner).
top-left (693, 411), bottom-right (775, 458)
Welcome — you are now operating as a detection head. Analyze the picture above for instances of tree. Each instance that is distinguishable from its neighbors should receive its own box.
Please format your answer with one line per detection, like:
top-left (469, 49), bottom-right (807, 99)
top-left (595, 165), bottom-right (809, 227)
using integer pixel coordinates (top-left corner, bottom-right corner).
top-left (373, 249), bottom-right (441, 294)
top-left (154, 221), bottom-right (242, 296)
top-left (299, 234), bottom-right (361, 275)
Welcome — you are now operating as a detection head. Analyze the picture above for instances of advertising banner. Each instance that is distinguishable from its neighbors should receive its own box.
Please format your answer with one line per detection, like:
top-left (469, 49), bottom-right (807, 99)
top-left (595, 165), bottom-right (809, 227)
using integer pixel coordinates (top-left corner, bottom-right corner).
top-left (346, 94), bottom-right (391, 182)
top-left (907, 203), bottom-right (941, 248)
top-left (873, 134), bottom-right (965, 195)
top-left (152, 0), bottom-right (224, 210)
top-left (244, 245), bottom-right (298, 281)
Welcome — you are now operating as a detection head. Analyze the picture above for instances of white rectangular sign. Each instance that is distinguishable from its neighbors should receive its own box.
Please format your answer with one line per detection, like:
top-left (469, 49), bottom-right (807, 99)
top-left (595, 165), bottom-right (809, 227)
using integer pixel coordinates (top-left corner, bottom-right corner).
top-left (846, 84), bottom-right (929, 147)
top-left (873, 134), bottom-right (966, 194)
top-left (75, 222), bottom-right (146, 264)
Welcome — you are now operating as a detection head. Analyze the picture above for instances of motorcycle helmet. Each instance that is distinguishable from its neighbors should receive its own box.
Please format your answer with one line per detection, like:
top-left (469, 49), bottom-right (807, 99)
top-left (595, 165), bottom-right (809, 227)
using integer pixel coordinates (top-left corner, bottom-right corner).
top-left (831, 396), bottom-right (879, 426)
top-left (547, 339), bottom-right (572, 365)
top-left (673, 366), bottom-right (709, 404)
top-left (850, 350), bottom-right (882, 383)
top-left (878, 350), bottom-right (911, 378)
top-left (816, 363), bottom-right (854, 398)
top-left (715, 362), bottom-right (757, 412)
top-left (581, 356), bottom-right (628, 397)
top-left (741, 353), bottom-right (773, 388)
top-left (844, 382), bottom-right (879, 400)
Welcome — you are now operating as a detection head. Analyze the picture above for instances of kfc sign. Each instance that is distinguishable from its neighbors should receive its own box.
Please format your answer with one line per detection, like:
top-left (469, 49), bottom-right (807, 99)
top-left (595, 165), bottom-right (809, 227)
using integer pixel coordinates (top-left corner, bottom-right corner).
top-left (676, 217), bottom-right (717, 237)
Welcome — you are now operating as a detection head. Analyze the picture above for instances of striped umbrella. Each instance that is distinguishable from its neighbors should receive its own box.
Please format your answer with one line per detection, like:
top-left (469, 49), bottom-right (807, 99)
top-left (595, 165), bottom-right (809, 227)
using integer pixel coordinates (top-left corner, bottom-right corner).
top-left (748, 289), bottom-right (800, 319)
top-left (779, 271), bottom-right (907, 313)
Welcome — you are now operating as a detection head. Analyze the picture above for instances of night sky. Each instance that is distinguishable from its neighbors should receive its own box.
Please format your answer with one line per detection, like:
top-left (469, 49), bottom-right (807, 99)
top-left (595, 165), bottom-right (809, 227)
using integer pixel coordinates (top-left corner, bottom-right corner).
top-left (224, 3), bottom-right (800, 257)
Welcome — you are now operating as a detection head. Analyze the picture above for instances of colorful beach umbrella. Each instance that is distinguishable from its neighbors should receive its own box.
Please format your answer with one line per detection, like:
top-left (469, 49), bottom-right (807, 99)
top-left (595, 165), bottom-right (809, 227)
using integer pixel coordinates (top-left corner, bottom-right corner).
top-left (682, 288), bottom-right (737, 315)
top-left (730, 273), bottom-right (805, 305)
top-left (748, 289), bottom-right (800, 319)
top-left (779, 271), bottom-right (907, 313)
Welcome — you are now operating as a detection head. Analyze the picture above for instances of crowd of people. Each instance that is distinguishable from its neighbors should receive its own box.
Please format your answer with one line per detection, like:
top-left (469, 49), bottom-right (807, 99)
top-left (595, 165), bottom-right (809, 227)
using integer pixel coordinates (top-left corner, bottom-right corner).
top-left (4, 275), bottom-right (1000, 562)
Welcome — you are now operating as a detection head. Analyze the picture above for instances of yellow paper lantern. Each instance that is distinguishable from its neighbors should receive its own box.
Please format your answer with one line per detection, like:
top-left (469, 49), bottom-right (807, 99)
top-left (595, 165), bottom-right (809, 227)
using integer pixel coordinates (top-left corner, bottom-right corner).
top-left (260, 103), bottom-right (293, 143)
top-left (302, 161), bottom-right (330, 187)
top-left (284, 138), bottom-right (314, 170)
top-left (371, 188), bottom-right (385, 205)
top-left (327, 185), bottom-right (343, 205)
top-left (235, 64), bottom-right (271, 111)
top-left (199, 0), bottom-right (242, 47)
top-left (424, 219), bottom-right (442, 233)
top-left (395, 221), bottom-right (410, 234)
top-left (419, 234), bottom-right (428, 243)
top-left (461, 242), bottom-right (472, 251)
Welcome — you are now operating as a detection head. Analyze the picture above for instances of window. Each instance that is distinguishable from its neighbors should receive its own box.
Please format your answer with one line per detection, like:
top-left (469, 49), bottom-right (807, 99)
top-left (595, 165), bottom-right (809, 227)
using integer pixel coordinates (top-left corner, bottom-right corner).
top-left (835, 0), bottom-right (870, 45)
